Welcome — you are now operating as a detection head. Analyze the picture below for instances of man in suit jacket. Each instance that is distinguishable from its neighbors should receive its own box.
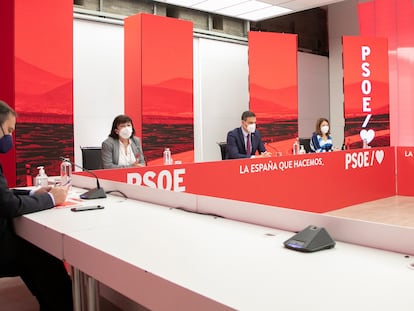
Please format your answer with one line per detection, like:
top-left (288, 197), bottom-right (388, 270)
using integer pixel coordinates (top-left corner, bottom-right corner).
top-left (0, 100), bottom-right (73, 310)
top-left (226, 110), bottom-right (272, 159)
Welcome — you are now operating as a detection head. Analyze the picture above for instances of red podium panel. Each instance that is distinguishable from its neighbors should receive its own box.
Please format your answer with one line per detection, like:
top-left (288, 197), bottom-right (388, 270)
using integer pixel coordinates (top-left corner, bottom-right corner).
top-left (396, 147), bottom-right (414, 196)
top-left (81, 147), bottom-right (396, 213)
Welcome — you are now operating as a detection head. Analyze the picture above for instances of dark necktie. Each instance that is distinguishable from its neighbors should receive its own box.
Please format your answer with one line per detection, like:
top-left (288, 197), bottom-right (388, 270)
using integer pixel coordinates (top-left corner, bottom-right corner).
top-left (246, 134), bottom-right (251, 155)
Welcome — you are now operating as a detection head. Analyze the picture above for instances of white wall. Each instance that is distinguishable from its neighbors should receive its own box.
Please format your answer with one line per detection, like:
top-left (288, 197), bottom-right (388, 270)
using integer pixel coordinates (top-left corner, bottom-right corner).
top-left (73, 17), bottom-right (329, 167)
top-left (194, 38), bottom-right (249, 162)
top-left (328, 0), bottom-right (359, 147)
top-left (298, 52), bottom-right (330, 138)
top-left (73, 19), bottom-right (124, 169)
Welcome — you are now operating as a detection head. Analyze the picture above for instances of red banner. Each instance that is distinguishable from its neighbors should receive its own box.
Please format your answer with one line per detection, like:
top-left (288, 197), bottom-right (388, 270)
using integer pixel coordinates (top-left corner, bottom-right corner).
top-left (396, 147), bottom-right (414, 196)
top-left (248, 32), bottom-right (298, 155)
top-left (343, 36), bottom-right (389, 149)
top-left (0, 0), bottom-right (73, 186)
top-left (124, 14), bottom-right (194, 164)
top-left (79, 148), bottom-right (396, 213)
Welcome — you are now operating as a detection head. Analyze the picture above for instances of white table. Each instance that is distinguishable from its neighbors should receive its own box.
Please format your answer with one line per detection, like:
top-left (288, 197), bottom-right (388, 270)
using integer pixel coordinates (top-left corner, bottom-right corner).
top-left (14, 187), bottom-right (414, 311)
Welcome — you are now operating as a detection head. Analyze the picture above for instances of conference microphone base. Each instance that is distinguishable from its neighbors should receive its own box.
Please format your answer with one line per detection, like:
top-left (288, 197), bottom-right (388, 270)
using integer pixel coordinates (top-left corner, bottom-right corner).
top-left (80, 188), bottom-right (107, 200)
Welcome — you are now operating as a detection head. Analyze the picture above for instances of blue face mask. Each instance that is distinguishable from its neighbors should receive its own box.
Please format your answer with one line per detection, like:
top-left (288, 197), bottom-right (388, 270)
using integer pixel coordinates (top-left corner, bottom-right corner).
top-left (0, 126), bottom-right (13, 153)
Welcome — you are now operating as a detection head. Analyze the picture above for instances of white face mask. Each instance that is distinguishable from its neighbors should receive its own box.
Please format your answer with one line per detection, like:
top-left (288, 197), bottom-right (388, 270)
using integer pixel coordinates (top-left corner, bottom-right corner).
top-left (119, 126), bottom-right (133, 139)
top-left (247, 123), bottom-right (256, 134)
top-left (321, 125), bottom-right (329, 134)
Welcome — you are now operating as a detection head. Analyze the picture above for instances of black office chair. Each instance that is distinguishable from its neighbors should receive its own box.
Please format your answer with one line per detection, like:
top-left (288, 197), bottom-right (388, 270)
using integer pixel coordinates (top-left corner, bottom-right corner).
top-left (299, 138), bottom-right (312, 153)
top-left (80, 146), bottom-right (103, 170)
top-left (217, 142), bottom-right (227, 160)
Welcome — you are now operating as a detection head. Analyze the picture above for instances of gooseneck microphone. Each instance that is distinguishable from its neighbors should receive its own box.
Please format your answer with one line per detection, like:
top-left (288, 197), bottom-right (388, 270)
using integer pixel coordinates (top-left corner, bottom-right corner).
top-left (59, 157), bottom-right (107, 199)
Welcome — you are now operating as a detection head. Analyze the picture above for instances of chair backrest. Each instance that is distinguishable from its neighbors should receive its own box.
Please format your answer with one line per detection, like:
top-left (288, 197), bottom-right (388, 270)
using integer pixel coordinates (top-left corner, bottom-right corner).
top-left (80, 146), bottom-right (103, 170)
top-left (217, 142), bottom-right (227, 160)
top-left (299, 138), bottom-right (312, 153)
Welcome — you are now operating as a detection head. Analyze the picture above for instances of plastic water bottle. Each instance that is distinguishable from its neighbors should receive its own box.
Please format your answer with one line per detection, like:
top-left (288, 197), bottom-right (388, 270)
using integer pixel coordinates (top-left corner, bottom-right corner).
top-left (293, 138), bottom-right (299, 155)
top-left (35, 166), bottom-right (48, 187)
top-left (60, 157), bottom-right (72, 186)
top-left (299, 145), bottom-right (306, 154)
top-left (163, 148), bottom-right (172, 165)
top-left (362, 138), bottom-right (368, 149)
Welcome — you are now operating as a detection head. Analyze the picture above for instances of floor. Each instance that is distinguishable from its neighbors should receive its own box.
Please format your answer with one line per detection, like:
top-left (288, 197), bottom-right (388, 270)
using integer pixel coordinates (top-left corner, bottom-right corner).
top-left (2, 195), bottom-right (413, 310)
top-left (325, 195), bottom-right (414, 228)
top-left (0, 277), bottom-right (38, 311)
top-left (0, 277), bottom-right (122, 311)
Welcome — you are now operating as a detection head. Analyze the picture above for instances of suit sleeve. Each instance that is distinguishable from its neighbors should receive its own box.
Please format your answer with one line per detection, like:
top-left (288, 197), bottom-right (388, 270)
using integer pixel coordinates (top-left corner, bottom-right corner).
top-left (0, 173), bottom-right (54, 218)
top-left (256, 132), bottom-right (266, 153)
top-left (101, 138), bottom-right (118, 169)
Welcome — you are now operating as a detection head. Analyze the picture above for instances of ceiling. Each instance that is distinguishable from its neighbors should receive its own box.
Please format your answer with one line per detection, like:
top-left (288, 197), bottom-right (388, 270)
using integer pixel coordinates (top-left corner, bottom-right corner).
top-left (154, 0), bottom-right (346, 21)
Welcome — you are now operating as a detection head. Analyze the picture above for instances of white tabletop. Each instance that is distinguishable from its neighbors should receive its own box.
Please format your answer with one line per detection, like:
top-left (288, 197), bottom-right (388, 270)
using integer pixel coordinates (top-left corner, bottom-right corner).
top-left (63, 205), bottom-right (414, 311)
top-left (14, 187), bottom-right (414, 311)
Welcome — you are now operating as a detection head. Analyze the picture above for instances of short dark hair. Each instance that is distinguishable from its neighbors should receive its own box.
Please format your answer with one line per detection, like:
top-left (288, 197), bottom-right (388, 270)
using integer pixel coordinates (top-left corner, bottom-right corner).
top-left (241, 110), bottom-right (256, 121)
top-left (109, 114), bottom-right (136, 139)
top-left (0, 100), bottom-right (16, 125)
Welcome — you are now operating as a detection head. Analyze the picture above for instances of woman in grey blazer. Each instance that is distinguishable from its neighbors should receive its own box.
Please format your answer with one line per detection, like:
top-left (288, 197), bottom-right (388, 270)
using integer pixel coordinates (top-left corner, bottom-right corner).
top-left (101, 114), bottom-right (146, 169)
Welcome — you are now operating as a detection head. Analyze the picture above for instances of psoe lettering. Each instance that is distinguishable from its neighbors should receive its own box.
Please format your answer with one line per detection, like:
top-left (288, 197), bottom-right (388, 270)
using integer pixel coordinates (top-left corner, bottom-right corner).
top-left (345, 151), bottom-right (371, 169)
top-left (127, 169), bottom-right (186, 192)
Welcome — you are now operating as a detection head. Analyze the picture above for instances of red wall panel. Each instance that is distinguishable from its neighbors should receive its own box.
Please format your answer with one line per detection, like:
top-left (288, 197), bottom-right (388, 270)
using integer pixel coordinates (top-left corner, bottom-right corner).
top-left (248, 32), bottom-right (298, 155)
top-left (0, 0), bottom-right (73, 186)
top-left (124, 14), bottom-right (194, 164)
top-left (358, 0), bottom-right (414, 146)
top-left (0, 1), bottom-right (16, 185)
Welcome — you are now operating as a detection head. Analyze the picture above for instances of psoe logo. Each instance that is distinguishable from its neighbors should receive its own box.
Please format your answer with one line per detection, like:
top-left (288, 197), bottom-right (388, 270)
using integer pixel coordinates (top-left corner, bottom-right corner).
top-left (345, 149), bottom-right (384, 170)
top-left (127, 169), bottom-right (186, 192)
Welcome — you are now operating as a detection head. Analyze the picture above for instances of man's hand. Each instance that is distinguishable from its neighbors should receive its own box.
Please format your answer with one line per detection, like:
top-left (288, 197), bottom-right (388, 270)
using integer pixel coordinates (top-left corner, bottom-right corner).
top-left (48, 186), bottom-right (68, 206)
top-left (258, 151), bottom-right (272, 158)
top-left (33, 186), bottom-right (52, 195)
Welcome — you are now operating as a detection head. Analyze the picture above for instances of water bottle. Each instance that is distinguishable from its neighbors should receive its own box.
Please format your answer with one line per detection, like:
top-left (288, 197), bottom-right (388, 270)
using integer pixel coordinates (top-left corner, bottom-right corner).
top-left (60, 157), bottom-right (72, 186)
top-left (292, 138), bottom-right (299, 155)
top-left (299, 145), bottom-right (306, 154)
top-left (25, 164), bottom-right (33, 186)
top-left (163, 148), bottom-right (172, 165)
top-left (35, 166), bottom-right (48, 187)
top-left (362, 138), bottom-right (368, 149)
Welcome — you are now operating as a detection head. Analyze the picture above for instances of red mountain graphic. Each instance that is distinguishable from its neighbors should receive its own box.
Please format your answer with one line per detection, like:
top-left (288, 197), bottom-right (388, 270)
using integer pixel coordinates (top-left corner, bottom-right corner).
top-left (14, 57), bottom-right (72, 123)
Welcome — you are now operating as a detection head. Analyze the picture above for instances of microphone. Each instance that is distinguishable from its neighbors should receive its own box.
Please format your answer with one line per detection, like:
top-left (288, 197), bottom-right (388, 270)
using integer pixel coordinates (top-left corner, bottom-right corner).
top-left (59, 156), bottom-right (107, 200)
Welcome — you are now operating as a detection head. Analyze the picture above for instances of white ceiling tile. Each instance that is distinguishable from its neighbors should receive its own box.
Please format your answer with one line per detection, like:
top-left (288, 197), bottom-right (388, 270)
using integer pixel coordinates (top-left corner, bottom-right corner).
top-left (165, 0), bottom-right (206, 6)
top-left (217, 0), bottom-right (271, 16)
top-left (194, 0), bottom-right (248, 11)
top-left (238, 5), bottom-right (292, 21)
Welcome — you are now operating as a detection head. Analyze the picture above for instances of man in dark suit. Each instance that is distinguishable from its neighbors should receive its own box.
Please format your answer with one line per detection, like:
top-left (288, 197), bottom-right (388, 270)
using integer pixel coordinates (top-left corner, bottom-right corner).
top-left (226, 110), bottom-right (272, 159)
top-left (0, 100), bottom-right (73, 310)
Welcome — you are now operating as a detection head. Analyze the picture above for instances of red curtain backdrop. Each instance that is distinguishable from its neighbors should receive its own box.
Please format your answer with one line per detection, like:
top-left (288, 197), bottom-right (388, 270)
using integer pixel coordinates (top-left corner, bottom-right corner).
top-left (358, 0), bottom-right (414, 146)
top-left (124, 14), bottom-right (194, 165)
top-left (0, 0), bottom-right (73, 186)
top-left (248, 32), bottom-right (298, 155)
top-left (342, 36), bottom-right (390, 149)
